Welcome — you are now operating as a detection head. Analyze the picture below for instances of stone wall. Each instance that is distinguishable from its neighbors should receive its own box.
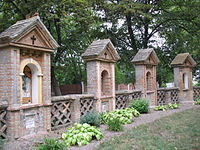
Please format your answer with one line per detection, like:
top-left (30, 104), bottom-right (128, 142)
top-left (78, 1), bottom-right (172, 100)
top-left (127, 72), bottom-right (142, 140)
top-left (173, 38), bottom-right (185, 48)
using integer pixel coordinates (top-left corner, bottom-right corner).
top-left (115, 90), bottom-right (142, 109)
top-left (157, 87), bottom-right (179, 105)
top-left (51, 94), bottom-right (96, 130)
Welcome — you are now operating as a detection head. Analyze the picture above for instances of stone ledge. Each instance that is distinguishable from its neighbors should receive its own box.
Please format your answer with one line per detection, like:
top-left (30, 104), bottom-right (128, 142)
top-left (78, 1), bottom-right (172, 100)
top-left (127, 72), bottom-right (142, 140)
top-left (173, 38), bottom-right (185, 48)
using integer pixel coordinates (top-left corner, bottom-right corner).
top-left (116, 90), bottom-right (141, 95)
top-left (157, 87), bottom-right (179, 91)
top-left (7, 103), bottom-right (52, 111)
top-left (51, 94), bottom-right (94, 102)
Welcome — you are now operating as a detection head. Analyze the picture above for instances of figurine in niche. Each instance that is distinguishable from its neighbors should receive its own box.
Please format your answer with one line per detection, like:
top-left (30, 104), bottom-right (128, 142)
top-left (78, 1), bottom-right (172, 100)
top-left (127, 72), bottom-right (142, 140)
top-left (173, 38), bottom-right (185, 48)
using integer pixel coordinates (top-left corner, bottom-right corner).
top-left (22, 66), bottom-right (32, 104)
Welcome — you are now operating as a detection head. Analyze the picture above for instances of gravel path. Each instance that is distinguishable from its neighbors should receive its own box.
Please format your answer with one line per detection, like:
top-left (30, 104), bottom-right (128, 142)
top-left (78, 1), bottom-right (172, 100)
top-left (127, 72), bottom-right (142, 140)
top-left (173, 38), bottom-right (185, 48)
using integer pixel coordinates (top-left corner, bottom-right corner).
top-left (3, 104), bottom-right (199, 150)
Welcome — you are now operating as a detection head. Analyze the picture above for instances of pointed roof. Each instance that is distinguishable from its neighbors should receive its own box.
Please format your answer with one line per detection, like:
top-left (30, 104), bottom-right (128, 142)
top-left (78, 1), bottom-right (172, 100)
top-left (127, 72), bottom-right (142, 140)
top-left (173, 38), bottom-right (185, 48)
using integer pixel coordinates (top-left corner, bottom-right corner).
top-left (0, 16), bottom-right (59, 50)
top-left (82, 39), bottom-right (120, 62)
top-left (131, 48), bottom-right (160, 65)
top-left (171, 53), bottom-right (196, 67)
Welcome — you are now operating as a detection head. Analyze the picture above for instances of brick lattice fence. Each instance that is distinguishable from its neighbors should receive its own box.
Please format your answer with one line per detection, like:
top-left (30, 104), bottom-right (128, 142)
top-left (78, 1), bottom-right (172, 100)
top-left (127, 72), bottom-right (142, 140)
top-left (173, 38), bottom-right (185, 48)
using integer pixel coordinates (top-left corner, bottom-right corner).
top-left (0, 105), bottom-right (7, 139)
top-left (51, 94), bottom-right (96, 130)
top-left (115, 90), bottom-right (142, 109)
top-left (157, 88), bottom-right (179, 105)
top-left (193, 86), bottom-right (200, 100)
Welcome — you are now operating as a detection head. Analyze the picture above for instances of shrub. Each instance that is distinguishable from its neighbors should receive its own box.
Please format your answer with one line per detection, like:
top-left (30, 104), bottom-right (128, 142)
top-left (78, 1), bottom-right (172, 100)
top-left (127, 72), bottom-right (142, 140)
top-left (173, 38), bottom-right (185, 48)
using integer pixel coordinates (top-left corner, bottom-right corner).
top-left (103, 108), bottom-right (140, 125)
top-left (129, 98), bottom-right (149, 113)
top-left (0, 138), bottom-right (5, 150)
top-left (36, 138), bottom-right (66, 150)
top-left (62, 123), bottom-right (103, 146)
top-left (80, 111), bottom-right (100, 127)
top-left (167, 103), bottom-right (179, 109)
top-left (154, 105), bottom-right (168, 111)
top-left (99, 112), bottom-right (106, 124)
top-left (194, 99), bottom-right (200, 105)
top-left (107, 117), bottom-right (123, 132)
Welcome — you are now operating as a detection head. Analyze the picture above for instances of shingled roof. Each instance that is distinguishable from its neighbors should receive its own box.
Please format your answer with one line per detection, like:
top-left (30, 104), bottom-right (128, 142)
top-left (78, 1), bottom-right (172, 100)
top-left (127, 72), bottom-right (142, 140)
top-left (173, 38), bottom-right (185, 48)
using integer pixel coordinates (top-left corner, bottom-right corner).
top-left (0, 16), bottom-right (59, 48)
top-left (131, 48), bottom-right (160, 65)
top-left (82, 39), bottom-right (120, 61)
top-left (171, 53), bottom-right (196, 67)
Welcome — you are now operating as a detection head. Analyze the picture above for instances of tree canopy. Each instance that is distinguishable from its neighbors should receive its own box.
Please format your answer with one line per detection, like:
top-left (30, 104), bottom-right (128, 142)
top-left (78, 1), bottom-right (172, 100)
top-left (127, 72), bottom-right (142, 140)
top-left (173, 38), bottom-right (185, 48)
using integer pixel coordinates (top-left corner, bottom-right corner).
top-left (1, 0), bottom-right (200, 95)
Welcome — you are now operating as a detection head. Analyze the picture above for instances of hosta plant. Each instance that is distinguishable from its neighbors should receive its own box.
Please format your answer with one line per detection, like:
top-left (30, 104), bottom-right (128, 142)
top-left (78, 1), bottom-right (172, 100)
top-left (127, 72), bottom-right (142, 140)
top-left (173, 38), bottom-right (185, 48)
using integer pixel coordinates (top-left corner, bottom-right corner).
top-left (154, 105), bottom-right (168, 111)
top-left (103, 108), bottom-right (140, 125)
top-left (167, 103), bottom-right (179, 109)
top-left (194, 99), bottom-right (200, 105)
top-left (62, 123), bottom-right (103, 146)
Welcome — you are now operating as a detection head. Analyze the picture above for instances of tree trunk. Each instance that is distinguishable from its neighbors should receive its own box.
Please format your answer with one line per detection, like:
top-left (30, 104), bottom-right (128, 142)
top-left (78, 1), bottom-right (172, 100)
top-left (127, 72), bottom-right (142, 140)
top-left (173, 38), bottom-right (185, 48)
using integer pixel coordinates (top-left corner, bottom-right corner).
top-left (51, 66), bottom-right (62, 96)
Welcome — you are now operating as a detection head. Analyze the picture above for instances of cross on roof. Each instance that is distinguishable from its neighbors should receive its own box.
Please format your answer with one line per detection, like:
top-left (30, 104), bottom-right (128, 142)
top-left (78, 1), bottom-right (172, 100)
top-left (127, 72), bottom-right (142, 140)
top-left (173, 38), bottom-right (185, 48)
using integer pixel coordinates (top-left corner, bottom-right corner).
top-left (30, 35), bottom-right (36, 45)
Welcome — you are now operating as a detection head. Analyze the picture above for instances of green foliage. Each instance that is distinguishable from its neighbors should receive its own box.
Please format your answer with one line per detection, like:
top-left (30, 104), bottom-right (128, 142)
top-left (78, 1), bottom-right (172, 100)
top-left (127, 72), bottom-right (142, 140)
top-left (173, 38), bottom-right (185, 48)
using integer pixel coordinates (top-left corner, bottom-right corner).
top-left (107, 117), bottom-right (123, 132)
top-left (194, 99), bottom-right (200, 105)
top-left (129, 98), bottom-right (149, 113)
top-left (154, 105), bottom-right (168, 111)
top-left (99, 112), bottom-right (106, 124)
top-left (36, 138), bottom-right (66, 150)
top-left (0, 138), bottom-right (5, 150)
top-left (103, 108), bottom-right (140, 125)
top-left (80, 111), bottom-right (101, 127)
top-left (167, 103), bottom-right (179, 109)
top-left (62, 123), bottom-right (103, 146)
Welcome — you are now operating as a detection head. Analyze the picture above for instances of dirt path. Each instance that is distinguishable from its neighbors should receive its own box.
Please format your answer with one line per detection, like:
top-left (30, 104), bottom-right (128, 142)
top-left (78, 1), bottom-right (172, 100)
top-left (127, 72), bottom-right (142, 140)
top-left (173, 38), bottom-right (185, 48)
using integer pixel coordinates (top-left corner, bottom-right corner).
top-left (3, 104), bottom-right (199, 150)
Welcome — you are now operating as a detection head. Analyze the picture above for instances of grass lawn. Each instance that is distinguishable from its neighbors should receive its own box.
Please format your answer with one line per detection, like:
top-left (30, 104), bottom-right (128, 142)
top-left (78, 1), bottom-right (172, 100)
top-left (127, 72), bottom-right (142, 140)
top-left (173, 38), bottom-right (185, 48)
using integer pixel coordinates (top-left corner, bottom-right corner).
top-left (96, 107), bottom-right (200, 150)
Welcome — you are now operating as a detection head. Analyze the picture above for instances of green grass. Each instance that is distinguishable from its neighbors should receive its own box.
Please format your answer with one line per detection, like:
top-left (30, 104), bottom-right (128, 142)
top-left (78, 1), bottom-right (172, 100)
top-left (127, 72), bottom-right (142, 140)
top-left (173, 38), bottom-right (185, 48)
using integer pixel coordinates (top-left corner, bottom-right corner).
top-left (96, 107), bottom-right (200, 150)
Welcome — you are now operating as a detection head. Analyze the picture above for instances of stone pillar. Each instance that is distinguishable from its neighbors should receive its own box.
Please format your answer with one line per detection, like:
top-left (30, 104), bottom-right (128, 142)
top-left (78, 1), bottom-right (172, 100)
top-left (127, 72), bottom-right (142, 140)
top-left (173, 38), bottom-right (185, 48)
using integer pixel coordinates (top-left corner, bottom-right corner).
top-left (82, 39), bottom-right (120, 112)
top-left (132, 48), bottom-right (160, 106)
top-left (171, 53), bottom-right (196, 103)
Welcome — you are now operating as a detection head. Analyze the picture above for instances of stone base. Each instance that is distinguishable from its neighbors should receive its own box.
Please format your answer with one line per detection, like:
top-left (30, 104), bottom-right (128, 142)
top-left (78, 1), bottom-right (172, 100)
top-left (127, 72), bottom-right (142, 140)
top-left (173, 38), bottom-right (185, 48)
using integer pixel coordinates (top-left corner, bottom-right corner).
top-left (6, 104), bottom-right (51, 140)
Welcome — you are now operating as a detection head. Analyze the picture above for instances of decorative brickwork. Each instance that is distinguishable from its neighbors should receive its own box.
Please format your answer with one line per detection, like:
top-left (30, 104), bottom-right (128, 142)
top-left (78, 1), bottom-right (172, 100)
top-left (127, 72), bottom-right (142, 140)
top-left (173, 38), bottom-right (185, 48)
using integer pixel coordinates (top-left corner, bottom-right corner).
top-left (157, 90), bottom-right (166, 105)
top-left (115, 94), bottom-right (129, 109)
top-left (80, 97), bottom-right (96, 116)
top-left (51, 100), bottom-right (72, 130)
top-left (157, 88), bottom-right (179, 105)
top-left (0, 106), bottom-right (7, 139)
top-left (115, 90), bottom-right (142, 109)
top-left (193, 86), bottom-right (200, 100)
top-left (51, 94), bottom-right (95, 130)
top-left (170, 89), bottom-right (179, 103)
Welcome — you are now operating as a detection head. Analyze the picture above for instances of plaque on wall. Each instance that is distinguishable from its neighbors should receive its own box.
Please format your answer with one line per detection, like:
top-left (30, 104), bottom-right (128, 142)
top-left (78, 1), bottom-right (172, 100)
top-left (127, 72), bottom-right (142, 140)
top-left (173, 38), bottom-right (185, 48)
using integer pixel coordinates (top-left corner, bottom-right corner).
top-left (25, 115), bottom-right (35, 129)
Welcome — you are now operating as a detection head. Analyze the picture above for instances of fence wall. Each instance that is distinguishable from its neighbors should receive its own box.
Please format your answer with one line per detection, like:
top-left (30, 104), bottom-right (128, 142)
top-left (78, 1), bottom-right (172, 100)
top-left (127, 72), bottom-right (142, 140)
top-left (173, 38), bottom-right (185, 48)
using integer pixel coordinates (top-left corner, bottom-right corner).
top-left (157, 87), bottom-right (179, 105)
top-left (51, 94), bottom-right (96, 130)
top-left (115, 90), bottom-right (142, 109)
top-left (0, 105), bottom-right (7, 139)
top-left (193, 86), bottom-right (200, 100)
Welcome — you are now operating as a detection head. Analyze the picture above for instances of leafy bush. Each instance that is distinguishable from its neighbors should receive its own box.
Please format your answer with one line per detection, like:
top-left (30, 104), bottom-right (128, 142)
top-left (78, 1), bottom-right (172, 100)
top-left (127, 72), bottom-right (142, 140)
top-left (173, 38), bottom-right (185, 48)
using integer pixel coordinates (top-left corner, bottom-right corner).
top-left (154, 105), bottom-right (168, 111)
top-left (129, 98), bottom-right (149, 113)
top-left (167, 103), bottom-right (179, 109)
top-left (0, 138), bottom-right (5, 150)
top-left (62, 123), bottom-right (103, 146)
top-left (194, 99), bottom-right (200, 105)
top-left (107, 117), bottom-right (123, 131)
top-left (36, 138), bottom-right (66, 150)
top-left (99, 112), bottom-right (106, 124)
top-left (80, 111), bottom-right (100, 127)
top-left (103, 108), bottom-right (140, 124)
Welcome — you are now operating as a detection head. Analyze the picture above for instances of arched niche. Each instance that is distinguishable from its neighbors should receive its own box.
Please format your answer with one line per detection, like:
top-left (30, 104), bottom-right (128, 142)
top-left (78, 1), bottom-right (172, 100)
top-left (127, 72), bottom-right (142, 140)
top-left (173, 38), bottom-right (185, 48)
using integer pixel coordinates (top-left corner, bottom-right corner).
top-left (101, 70), bottom-right (110, 96)
top-left (183, 73), bottom-right (189, 89)
top-left (146, 71), bottom-right (152, 91)
top-left (20, 58), bottom-right (43, 104)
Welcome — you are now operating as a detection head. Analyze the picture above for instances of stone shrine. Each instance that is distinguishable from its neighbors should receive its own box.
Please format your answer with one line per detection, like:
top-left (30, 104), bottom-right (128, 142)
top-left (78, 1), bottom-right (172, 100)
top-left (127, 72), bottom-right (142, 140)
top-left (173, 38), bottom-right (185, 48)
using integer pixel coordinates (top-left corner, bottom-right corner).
top-left (0, 15), bottom-right (59, 139)
top-left (171, 53), bottom-right (196, 103)
top-left (132, 48), bottom-right (160, 106)
top-left (82, 39), bottom-right (120, 112)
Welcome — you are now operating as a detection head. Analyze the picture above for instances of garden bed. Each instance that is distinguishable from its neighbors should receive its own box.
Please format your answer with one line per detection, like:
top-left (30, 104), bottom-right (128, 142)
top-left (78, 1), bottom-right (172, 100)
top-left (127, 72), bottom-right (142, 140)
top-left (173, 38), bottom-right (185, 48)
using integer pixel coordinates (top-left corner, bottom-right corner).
top-left (3, 104), bottom-right (199, 150)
